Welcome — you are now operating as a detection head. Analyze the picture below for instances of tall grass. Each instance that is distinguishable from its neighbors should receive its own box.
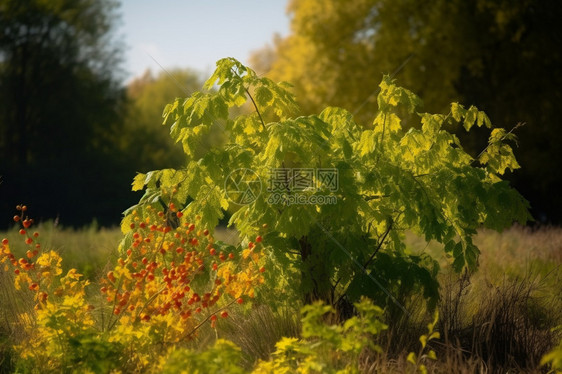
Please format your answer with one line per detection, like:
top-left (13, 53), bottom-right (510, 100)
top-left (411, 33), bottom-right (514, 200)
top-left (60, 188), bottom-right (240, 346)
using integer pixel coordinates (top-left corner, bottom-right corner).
top-left (1, 223), bottom-right (560, 372)
top-left (1, 221), bottom-right (122, 280)
top-left (0, 258), bottom-right (35, 373)
top-left (407, 225), bottom-right (562, 372)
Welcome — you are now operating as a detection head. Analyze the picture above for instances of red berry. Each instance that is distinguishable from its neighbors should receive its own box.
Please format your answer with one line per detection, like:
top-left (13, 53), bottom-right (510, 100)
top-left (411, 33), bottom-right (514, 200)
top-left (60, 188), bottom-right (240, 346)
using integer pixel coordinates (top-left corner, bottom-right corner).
top-left (203, 229), bottom-right (209, 236)
top-left (1, 238), bottom-right (8, 246)
top-left (236, 297), bottom-right (243, 305)
top-left (256, 235), bottom-right (262, 243)
top-left (259, 266), bottom-right (266, 273)
top-left (19, 229), bottom-right (26, 235)
top-left (33, 232), bottom-right (39, 238)
top-left (210, 314), bottom-right (217, 321)
top-left (221, 311), bottom-right (228, 318)
top-left (176, 211), bottom-right (183, 218)
top-left (39, 292), bottom-right (48, 302)
top-left (14, 269), bottom-right (20, 275)
top-left (209, 248), bottom-right (216, 256)
top-left (13, 216), bottom-right (20, 222)
top-left (130, 223), bottom-right (135, 229)
top-left (21, 205), bottom-right (27, 212)
top-left (107, 271), bottom-right (116, 283)
top-left (228, 253), bottom-right (234, 259)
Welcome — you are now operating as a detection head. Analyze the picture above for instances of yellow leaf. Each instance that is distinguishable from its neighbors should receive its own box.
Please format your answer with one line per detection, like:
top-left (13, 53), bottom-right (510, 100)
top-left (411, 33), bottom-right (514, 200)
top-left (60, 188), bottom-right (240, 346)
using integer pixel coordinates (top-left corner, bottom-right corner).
top-left (132, 173), bottom-right (146, 191)
top-left (65, 268), bottom-right (82, 280)
top-left (419, 334), bottom-right (427, 348)
top-left (407, 352), bottom-right (417, 365)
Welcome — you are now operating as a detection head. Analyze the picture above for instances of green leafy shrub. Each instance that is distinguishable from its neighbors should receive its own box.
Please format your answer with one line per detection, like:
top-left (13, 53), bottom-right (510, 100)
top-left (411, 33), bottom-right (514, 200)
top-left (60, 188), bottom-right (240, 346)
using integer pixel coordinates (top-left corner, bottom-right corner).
top-left (253, 297), bottom-right (387, 374)
top-left (407, 311), bottom-right (440, 374)
top-left (160, 339), bottom-right (246, 374)
top-left (126, 57), bottom-right (530, 314)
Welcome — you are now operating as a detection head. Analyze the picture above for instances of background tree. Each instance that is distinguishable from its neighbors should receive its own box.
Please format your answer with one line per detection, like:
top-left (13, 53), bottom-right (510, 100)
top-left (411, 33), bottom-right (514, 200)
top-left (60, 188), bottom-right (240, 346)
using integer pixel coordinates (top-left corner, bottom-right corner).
top-left (0, 0), bottom-right (131, 227)
top-left (252, 0), bottom-right (562, 223)
top-left (121, 68), bottom-right (203, 171)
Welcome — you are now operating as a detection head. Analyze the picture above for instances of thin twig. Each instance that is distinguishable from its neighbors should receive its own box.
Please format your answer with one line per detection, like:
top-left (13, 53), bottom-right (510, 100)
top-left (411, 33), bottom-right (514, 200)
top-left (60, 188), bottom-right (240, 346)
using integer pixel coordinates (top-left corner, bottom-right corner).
top-left (363, 194), bottom-right (390, 201)
top-left (245, 87), bottom-right (267, 131)
top-left (332, 219), bottom-right (393, 307)
top-left (229, 67), bottom-right (266, 130)
top-left (181, 298), bottom-right (238, 340)
top-left (363, 220), bottom-right (393, 270)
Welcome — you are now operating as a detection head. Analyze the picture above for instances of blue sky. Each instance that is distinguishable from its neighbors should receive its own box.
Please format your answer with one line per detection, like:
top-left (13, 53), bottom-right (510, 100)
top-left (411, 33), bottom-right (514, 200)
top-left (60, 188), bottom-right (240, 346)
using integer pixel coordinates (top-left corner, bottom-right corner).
top-left (118, 0), bottom-right (290, 82)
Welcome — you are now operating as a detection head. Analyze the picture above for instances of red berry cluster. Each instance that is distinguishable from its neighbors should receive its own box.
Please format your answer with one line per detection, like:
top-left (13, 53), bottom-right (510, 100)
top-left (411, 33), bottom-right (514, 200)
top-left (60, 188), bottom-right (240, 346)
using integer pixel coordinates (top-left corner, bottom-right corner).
top-left (1, 206), bottom-right (55, 305)
top-left (101, 204), bottom-right (267, 339)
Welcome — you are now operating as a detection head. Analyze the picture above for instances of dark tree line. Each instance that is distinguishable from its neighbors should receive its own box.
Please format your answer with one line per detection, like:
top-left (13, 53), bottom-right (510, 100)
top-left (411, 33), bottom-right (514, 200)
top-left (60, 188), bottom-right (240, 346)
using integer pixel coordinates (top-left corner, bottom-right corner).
top-left (0, 0), bottom-right (136, 227)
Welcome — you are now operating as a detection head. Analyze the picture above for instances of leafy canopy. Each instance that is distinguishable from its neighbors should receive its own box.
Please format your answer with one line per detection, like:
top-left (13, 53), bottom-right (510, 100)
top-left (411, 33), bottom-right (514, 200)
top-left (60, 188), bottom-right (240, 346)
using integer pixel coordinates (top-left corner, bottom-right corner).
top-left (125, 57), bottom-right (530, 308)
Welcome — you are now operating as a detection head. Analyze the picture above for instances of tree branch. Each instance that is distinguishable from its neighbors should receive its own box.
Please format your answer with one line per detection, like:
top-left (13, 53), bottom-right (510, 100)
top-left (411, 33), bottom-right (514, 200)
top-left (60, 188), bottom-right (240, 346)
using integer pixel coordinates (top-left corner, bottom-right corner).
top-left (245, 87), bottom-right (267, 131)
top-left (363, 219), bottom-right (393, 270)
top-left (363, 194), bottom-right (390, 201)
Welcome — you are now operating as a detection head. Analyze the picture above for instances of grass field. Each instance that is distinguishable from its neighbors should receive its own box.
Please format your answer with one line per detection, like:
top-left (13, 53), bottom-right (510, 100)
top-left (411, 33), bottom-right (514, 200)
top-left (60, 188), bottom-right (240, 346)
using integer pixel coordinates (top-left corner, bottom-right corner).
top-left (1, 222), bottom-right (561, 372)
